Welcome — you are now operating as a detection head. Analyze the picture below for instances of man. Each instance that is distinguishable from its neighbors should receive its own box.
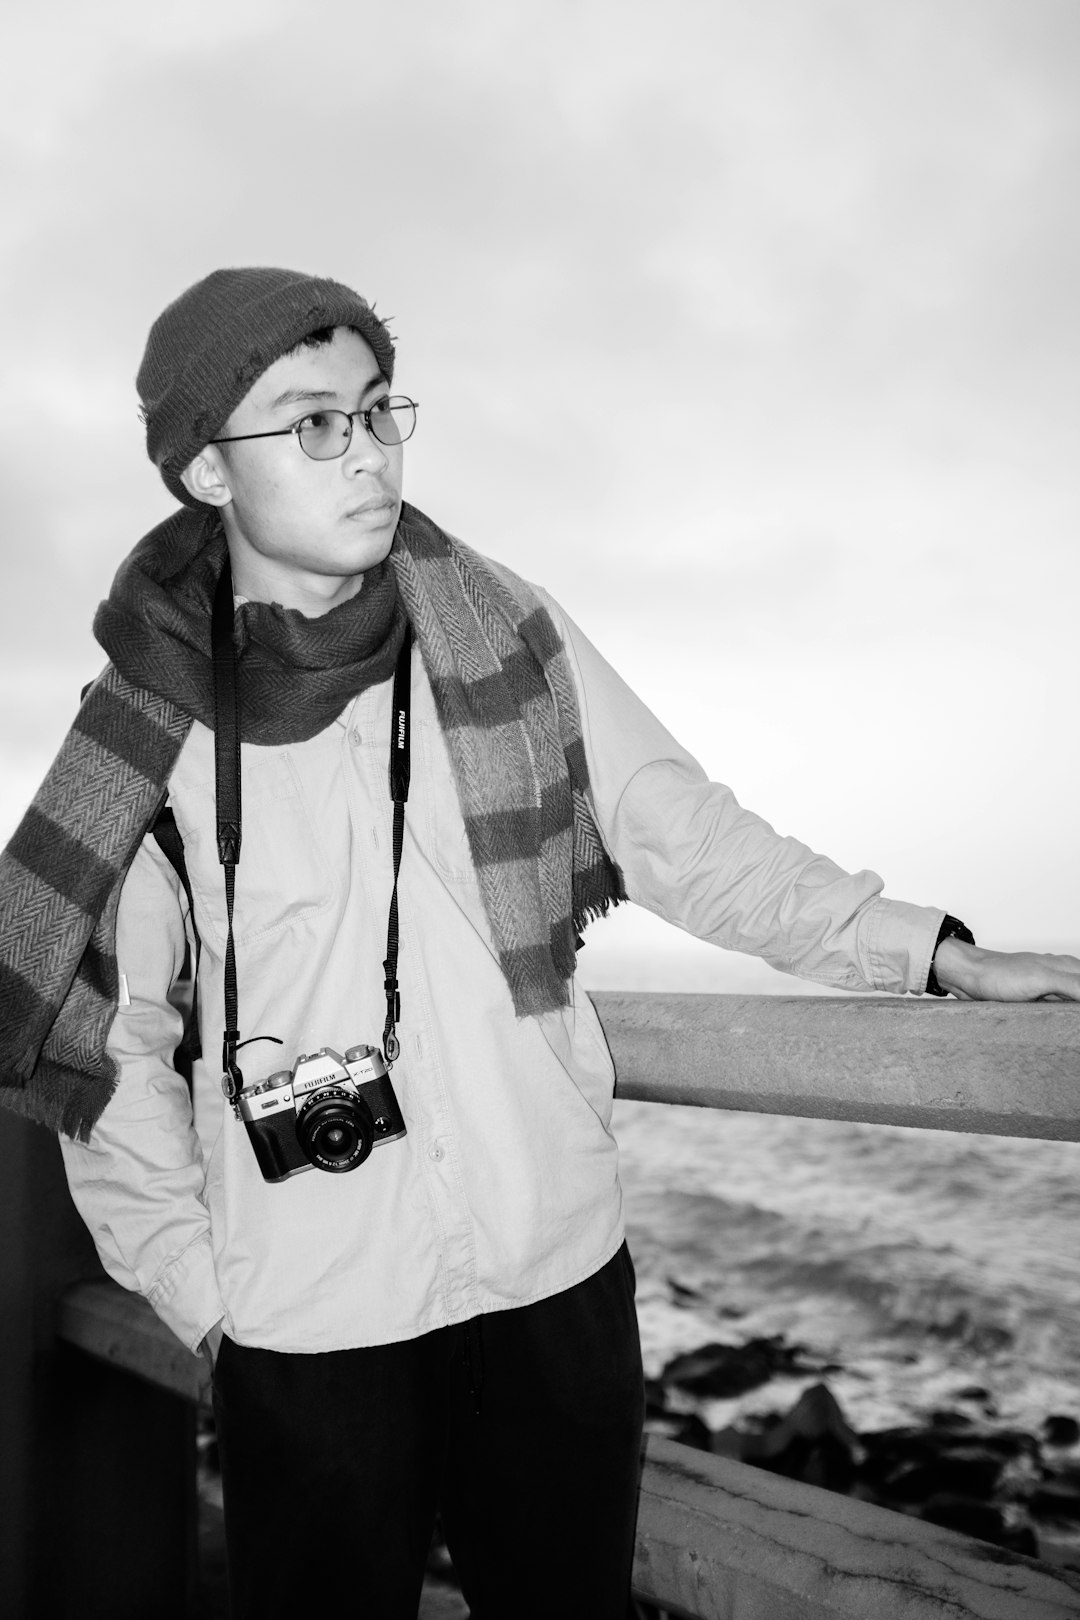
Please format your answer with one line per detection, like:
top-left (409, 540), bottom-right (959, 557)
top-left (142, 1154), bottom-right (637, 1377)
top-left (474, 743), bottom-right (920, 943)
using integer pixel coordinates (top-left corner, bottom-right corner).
top-left (2, 267), bottom-right (1078, 1619)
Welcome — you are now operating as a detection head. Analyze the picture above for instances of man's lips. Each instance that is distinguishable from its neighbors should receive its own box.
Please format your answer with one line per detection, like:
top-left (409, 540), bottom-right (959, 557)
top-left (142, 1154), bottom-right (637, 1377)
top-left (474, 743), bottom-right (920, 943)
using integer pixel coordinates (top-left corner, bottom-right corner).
top-left (344, 494), bottom-right (398, 519)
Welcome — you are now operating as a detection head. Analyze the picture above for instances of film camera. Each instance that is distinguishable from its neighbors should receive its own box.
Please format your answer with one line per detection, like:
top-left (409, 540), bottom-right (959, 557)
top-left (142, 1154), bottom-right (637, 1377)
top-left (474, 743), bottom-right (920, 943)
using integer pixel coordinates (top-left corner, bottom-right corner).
top-left (237, 1044), bottom-right (406, 1183)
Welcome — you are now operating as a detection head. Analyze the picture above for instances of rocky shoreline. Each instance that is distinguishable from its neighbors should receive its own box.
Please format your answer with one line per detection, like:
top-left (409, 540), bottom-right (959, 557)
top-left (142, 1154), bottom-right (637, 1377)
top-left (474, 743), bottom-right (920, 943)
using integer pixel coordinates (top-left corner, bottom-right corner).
top-left (645, 1327), bottom-right (1080, 1571)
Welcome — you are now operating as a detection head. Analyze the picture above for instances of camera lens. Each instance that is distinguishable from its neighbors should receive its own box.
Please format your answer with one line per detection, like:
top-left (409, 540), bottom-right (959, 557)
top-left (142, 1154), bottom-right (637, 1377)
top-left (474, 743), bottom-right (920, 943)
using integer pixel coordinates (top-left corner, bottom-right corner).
top-left (296, 1089), bottom-right (375, 1173)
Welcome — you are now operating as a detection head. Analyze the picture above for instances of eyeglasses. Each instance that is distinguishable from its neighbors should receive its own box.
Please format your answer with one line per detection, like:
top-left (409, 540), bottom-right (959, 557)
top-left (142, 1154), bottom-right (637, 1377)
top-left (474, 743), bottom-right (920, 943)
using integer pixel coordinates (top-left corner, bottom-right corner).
top-left (210, 396), bottom-right (419, 461)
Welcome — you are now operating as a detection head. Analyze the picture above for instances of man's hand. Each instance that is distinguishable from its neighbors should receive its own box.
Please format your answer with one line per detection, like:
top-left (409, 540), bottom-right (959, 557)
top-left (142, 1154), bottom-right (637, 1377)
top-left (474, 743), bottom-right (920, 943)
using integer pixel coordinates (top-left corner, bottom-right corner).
top-left (199, 1319), bottom-right (225, 1370)
top-left (932, 938), bottom-right (1080, 1002)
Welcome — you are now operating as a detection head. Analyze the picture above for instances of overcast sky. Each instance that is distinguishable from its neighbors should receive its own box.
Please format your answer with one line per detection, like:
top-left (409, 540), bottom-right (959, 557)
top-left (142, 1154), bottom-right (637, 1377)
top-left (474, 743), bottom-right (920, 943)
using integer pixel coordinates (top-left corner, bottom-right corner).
top-left (2, 0), bottom-right (1078, 989)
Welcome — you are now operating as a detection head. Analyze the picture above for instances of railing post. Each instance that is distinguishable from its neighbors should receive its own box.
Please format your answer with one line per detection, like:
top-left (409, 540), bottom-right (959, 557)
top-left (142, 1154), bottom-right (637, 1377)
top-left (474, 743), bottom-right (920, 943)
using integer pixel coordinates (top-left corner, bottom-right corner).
top-left (0, 1108), bottom-right (198, 1620)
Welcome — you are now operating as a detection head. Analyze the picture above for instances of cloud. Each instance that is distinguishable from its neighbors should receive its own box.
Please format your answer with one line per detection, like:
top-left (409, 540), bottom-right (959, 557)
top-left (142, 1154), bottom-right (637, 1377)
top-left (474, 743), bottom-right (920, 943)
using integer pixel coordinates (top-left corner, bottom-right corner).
top-left (1, 0), bottom-right (1077, 938)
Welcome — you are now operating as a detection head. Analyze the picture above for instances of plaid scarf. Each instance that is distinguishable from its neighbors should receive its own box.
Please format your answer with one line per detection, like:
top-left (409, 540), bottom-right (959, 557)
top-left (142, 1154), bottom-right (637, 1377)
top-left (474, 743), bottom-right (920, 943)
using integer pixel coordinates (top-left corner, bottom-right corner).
top-left (0, 502), bottom-right (623, 1140)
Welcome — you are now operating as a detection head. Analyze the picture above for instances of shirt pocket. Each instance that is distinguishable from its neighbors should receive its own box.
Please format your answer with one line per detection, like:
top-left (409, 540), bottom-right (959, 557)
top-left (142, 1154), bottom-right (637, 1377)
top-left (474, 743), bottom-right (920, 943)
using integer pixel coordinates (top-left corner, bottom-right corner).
top-left (172, 752), bottom-right (337, 947)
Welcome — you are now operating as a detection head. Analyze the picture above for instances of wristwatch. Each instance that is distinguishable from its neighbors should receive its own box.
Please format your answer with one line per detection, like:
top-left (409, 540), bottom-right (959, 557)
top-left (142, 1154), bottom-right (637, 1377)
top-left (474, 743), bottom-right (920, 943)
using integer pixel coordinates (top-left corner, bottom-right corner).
top-left (925, 913), bottom-right (976, 996)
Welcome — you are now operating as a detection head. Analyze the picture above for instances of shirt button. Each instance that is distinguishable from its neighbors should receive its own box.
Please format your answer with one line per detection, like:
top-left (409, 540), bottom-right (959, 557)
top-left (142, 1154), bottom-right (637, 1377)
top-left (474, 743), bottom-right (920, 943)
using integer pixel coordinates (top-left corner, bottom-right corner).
top-left (349, 726), bottom-right (362, 746)
top-left (428, 1143), bottom-right (444, 1162)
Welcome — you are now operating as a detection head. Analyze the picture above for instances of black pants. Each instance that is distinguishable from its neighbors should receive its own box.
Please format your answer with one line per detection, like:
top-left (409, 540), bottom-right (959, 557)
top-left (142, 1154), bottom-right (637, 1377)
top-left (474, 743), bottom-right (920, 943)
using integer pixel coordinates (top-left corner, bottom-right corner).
top-left (212, 1243), bottom-right (645, 1619)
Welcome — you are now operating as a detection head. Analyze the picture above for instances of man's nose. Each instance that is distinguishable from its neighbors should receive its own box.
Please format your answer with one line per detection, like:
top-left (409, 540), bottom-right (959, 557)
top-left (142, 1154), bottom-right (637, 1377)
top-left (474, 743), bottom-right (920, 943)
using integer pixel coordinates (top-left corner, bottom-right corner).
top-left (342, 417), bottom-right (390, 473)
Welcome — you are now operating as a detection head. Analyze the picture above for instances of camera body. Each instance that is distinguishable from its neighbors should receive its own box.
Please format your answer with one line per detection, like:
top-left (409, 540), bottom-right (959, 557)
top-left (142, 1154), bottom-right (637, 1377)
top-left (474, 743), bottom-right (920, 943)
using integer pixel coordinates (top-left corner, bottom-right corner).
top-left (237, 1043), bottom-right (406, 1183)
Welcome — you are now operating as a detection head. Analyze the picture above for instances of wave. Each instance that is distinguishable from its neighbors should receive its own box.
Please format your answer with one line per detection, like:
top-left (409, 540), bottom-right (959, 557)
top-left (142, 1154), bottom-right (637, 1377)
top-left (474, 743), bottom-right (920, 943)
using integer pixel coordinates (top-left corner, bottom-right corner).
top-left (624, 1185), bottom-right (1050, 1357)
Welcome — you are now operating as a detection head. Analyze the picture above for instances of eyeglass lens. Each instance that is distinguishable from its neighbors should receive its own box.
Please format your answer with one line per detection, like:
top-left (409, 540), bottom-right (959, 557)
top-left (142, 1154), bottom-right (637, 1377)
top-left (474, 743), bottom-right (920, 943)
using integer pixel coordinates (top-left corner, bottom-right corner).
top-left (298, 399), bottom-right (417, 460)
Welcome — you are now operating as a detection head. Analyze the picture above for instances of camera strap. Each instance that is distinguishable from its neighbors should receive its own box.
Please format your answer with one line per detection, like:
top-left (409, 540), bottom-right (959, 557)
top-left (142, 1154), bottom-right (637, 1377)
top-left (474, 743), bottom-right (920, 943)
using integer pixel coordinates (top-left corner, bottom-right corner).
top-left (210, 559), bottom-right (414, 1105)
top-left (212, 557), bottom-right (244, 1105)
top-left (382, 622), bottom-right (413, 1065)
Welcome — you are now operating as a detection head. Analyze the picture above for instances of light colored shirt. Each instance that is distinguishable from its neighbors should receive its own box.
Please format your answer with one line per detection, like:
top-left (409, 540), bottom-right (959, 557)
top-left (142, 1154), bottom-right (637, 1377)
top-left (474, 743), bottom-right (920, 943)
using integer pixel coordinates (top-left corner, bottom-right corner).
top-left (60, 589), bottom-right (944, 1356)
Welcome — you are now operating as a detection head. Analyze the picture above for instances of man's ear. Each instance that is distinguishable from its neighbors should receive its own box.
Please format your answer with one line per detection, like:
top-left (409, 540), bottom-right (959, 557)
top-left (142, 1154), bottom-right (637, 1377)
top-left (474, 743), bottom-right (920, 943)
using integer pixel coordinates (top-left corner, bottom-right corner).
top-left (180, 447), bottom-right (232, 508)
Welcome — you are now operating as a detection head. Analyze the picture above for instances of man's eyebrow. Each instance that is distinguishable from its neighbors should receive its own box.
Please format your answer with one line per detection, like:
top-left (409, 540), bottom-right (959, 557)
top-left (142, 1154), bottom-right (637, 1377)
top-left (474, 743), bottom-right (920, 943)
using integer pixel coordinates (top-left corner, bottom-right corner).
top-left (267, 376), bottom-right (388, 412)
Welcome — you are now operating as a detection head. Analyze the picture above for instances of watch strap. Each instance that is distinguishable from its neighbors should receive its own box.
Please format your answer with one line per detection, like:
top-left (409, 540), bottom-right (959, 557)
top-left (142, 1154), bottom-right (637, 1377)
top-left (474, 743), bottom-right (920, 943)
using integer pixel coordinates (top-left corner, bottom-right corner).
top-left (925, 913), bottom-right (976, 996)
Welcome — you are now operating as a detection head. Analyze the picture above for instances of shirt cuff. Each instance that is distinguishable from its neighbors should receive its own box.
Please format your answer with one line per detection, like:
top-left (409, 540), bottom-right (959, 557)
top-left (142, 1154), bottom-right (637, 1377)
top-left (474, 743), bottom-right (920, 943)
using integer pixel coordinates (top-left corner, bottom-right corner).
top-left (865, 899), bottom-right (947, 995)
top-left (146, 1234), bottom-right (227, 1355)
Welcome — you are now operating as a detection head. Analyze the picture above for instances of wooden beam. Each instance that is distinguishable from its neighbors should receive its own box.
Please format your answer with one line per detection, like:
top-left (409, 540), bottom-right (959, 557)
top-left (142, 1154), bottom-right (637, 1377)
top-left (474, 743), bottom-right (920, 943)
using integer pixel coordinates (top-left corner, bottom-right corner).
top-left (634, 1434), bottom-right (1080, 1619)
top-left (595, 993), bottom-right (1080, 1140)
top-left (57, 1278), bottom-right (210, 1406)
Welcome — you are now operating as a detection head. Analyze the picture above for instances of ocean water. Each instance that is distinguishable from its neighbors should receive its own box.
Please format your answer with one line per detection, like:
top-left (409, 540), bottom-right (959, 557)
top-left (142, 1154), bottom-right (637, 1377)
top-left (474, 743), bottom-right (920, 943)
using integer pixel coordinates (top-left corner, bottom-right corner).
top-left (615, 1102), bottom-right (1080, 1438)
top-left (578, 915), bottom-right (1080, 1440)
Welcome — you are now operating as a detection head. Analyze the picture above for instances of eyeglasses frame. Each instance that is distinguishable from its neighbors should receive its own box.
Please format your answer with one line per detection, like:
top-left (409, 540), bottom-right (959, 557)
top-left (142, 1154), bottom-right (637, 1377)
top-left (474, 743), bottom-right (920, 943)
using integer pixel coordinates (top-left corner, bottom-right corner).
top-left (208, 396), bottom-right (419, 459)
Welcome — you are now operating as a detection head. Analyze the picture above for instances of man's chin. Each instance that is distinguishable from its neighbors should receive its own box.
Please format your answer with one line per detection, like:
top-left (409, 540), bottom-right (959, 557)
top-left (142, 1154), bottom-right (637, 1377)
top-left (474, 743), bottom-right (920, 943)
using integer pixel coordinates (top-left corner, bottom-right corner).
top-left (333, 518), bottom-right (401, 570)
top-left (341, 505), bottom-right (400, 553)
top-left (362, 525), bottom-right (398, 568)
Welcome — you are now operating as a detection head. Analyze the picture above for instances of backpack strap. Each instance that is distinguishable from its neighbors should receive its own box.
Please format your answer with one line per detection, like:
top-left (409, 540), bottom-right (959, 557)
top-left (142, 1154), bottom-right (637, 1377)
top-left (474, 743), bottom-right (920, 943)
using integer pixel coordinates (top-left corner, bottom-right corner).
top-left (151, 805), bottom-right (203, 1068)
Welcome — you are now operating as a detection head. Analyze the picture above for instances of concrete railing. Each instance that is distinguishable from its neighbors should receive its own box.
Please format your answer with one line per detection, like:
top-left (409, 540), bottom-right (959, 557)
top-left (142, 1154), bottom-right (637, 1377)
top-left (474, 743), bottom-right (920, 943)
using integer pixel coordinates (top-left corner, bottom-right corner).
top-left (635, 1436), bottom-right (1080, 1620)
top-left (3, 993), bottom-right (1080, 1618)
top-left (597, 992), bottom-right (1080, 1141)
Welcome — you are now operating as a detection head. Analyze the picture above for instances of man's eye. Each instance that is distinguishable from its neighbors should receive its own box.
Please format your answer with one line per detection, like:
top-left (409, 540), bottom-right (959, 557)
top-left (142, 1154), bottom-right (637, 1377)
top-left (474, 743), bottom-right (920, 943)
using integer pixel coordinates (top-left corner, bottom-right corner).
top-left (369, 396), bottom-right (392, 416)
top-left (299, 411), bottom-right (332, 430)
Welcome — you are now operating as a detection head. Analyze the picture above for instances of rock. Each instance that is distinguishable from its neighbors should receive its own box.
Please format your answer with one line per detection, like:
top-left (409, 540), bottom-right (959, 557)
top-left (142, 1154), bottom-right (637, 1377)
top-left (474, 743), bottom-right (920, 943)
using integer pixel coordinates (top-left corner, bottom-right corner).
top-left (709, 1424), bottom-right (749, 1461)
top-left (929, 1408), bottom-right (975, 1432)
top-left (643, 1378), bottom-right (668, 1418)
top-left (1044, 1414), bottom-right (1080, 1449)
top-left (645, 1410), bottom-right (713, 1451)
top-left (953, 1384), bottom-right (999, 1415)
top-left (653, 1334), bottom-right (1075, 1560)
top-left (738, 1384), bottom-right (861, 1493)
top-left (854, 1415), bottom-right (1044, 1529)
top-left (642, 1375), bottom-right (712, 1449)
top-left (919, 1494), bottom-right (1009, 1547)
top-left (1029, 1483), bottom-right (1080, 1523)
top-left (660, 1335), bottom-right (818, 1398)
top-left (874, 1448), bottom-right (1004, 1505)
top-left (1010, 1524), bottom-right (1041, 1559)
top-left (857, 1426), bottom-right (947, 1483)
top-left (920, 1493), bottom-right (1039, 1557)
top-left (860, 1419), bottom-right (1035, 1473)
top-left (666, 1276), bottom-right (705, 1306)
top-left (966, 1429), bottom-right (1040, 1462)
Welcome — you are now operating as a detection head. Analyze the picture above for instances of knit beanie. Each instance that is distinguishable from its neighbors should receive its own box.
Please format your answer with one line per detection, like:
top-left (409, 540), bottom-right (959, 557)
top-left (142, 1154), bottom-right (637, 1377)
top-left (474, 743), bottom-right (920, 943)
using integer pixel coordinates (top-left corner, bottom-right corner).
top-left (137, 267), bottom-right (396, 508)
